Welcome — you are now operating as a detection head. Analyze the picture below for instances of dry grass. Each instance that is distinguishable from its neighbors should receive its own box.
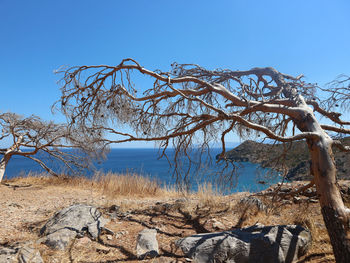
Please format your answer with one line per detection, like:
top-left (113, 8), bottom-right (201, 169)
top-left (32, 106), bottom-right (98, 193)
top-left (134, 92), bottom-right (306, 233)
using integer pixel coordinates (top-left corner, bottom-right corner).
top-left (4, 172), bottom-right (230, 207)
top-left (91, 171), bottom-right (173, 198)
top-left (195, 182), bottom-right (221, 202)
top-left (4, 171), bottom-right (177, 199)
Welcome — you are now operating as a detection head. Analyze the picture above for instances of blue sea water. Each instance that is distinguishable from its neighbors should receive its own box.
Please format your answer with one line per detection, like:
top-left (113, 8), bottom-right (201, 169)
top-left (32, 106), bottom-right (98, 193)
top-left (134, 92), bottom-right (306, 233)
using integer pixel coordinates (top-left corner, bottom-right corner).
top-left (4, 148), bottom-right (280, 193)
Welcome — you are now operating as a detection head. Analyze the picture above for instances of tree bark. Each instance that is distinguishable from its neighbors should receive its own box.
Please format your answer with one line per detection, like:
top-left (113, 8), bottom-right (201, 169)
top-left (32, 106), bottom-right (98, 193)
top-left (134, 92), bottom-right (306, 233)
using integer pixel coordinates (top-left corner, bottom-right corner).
top-left (0, 154), bottom-right (9, 182)
top-left (307, 135), bottom-right (350, 262)
top-left (0, 136), bottom-right (23, 183)
top-left (292, 105), bottom-right (350, 262)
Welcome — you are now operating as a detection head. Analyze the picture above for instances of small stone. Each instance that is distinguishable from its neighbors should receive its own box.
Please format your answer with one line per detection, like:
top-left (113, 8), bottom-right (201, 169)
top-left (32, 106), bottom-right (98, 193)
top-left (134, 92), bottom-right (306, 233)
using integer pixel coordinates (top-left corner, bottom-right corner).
top-left (136, 228), bottom-right (159, 259)
top-left (280, 187), bottom-right (292, 193)
top-left (205, 218), bottom-right (226, 230)
top-left (293, 196), bottom-right (302, 203)
top-left (109, 205), bottom-right (120, 213)
top-left (115, 230), bottom-right (128, 238)
top-left (106, 235), bottom-right (113, 240)
top-left (304, 188), bottom-right (314, 195)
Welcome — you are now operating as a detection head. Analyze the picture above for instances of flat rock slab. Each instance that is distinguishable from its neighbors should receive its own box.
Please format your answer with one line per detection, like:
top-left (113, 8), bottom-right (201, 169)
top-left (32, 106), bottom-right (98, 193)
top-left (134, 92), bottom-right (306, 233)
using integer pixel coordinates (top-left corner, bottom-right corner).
top-left (40, 204), bottom-right (108, 250)
top-left (176, 224), bottom-right (311, 263)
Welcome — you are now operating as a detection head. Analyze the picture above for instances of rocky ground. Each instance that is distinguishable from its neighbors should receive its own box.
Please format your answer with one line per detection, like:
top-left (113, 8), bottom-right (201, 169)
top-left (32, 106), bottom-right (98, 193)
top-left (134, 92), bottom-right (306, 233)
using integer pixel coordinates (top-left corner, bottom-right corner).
top-left (1, 176), bottom-right (346, 262)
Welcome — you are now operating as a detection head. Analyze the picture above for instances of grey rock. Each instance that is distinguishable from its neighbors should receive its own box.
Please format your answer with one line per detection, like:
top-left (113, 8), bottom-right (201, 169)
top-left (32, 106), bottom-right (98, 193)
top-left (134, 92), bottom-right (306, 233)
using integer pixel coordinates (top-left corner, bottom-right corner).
top-left (152, 202), bottom-right (171, 213)
top-left (279, 187), bottom-right (292, 193)
top-left (281, 200), bottom-right (293, 205)
top-left (40, 204), bottom-right (108, 250)
top-left (0, 243), bottom-right (43, 263)
top-left (41, 228), bottom-right (76, 250)
top-left (176, 224), bottom-right (311, 263)
top-left (136, 228), bottom-right (159, 259)
top-left (239, 196), bottom-right (266, 211)
top-left (17, 245), bottom-right (44, 263)
top-left (108, 205), bottom-right (121, 219)
top-left (304, 188), bottom-right (315, 196)
top-left (293, 196), bottom-right (302, 203)
top-left (0, 246), bottom-right (17, 262)
top-left (108, 204), bottom-right (120, 213)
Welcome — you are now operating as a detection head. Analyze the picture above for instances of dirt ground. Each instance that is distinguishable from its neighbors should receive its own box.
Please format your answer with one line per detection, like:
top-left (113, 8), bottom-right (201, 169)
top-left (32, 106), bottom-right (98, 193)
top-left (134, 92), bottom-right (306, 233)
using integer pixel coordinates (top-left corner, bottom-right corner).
top-left (0, 177), bottom-right (341, 262)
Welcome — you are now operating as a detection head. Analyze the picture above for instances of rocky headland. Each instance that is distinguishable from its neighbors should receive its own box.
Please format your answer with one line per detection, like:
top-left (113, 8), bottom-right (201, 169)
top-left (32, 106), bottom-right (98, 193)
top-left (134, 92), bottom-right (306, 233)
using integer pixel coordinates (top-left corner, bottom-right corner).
top-left (224, 138), bottom-right (350, 181)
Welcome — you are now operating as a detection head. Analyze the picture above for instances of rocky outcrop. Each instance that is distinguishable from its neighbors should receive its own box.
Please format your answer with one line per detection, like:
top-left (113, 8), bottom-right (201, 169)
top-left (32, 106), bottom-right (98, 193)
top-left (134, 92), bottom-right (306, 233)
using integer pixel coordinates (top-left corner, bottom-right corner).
top-left (224, 138), bottom-right (350, 181)
top-left (39, 204), bottom-right (108, 250)
top-left (176, 224), bottom-right (311, 263)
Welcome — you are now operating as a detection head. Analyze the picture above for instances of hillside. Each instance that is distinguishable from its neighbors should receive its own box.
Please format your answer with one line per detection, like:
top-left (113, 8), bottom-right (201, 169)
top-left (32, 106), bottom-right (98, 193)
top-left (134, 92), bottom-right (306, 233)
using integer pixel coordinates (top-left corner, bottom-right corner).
top-left (224, 138), bottom-right (350, 181)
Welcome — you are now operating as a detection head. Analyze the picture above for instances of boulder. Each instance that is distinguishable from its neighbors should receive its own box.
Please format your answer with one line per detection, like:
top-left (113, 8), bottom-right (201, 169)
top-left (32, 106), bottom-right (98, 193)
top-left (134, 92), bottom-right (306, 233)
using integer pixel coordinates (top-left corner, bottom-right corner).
top-left (176, 224), bottom-right (311, 263)
top-left (136, 228), bottom-right (159, 259)
top-left (40, 204), bottom-right (108, 250)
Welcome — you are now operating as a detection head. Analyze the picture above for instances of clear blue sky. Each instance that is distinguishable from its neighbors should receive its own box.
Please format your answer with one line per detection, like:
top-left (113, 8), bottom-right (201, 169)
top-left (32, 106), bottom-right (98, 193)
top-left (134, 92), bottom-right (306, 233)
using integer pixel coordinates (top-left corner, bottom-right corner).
top-left (0, 0), bottom-right (349, 147)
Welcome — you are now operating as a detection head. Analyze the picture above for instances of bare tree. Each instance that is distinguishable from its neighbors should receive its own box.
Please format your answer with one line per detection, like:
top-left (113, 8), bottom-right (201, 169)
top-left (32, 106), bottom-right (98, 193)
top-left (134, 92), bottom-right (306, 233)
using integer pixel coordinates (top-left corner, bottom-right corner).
top-left (322, 74), bottom-right (350, 113)
top-left (57, 58), bottom-right (350, 262)
top-left (0, 112), bottom-right (91, 182)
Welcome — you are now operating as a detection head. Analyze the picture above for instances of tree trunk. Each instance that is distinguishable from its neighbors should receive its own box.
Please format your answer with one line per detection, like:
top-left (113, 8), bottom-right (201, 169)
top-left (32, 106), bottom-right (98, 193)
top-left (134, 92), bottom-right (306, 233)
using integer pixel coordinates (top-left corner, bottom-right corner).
top-left (308, 135), bottom-right (350, 262)
top-left (0, 155), bottom-right (8, 182)
top-left (0, 139), bottom-right (22, 183)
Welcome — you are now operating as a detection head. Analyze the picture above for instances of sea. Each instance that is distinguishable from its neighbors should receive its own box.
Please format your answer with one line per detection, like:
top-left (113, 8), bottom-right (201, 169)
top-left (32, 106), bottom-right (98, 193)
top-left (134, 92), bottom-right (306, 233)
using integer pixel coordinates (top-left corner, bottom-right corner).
top-left (4, 148), bottom-right (280, 193)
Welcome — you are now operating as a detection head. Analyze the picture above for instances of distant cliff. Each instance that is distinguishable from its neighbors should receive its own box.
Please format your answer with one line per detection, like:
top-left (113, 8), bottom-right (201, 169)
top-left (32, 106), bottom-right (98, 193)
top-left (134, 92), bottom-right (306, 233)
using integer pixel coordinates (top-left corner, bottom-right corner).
top-left (224, 138), bottom-right (350, 181)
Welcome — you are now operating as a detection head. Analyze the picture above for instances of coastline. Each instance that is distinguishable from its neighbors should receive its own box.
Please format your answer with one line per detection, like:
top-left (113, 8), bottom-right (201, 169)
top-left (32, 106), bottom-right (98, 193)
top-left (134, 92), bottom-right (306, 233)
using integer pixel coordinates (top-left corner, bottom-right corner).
top-left (4, 148), bottom-right (280, 193)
